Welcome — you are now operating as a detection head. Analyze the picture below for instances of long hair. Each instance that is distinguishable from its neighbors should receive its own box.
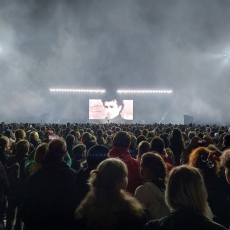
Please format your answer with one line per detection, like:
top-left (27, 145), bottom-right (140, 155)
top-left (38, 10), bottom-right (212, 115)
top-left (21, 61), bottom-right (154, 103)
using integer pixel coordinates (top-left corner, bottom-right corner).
top-left (34, 143), bottom-right (49, 163)
top-left (76, 158), bottom-right (143, 230)
top-left (15, 129), bottom-right (26, 141)
top-left (189, 147), bottom-right (220, 174)
top-left (141, 152), bottom-right (167, 182)
top-left (30, 143), bottom-right (49, 174)
top-left (166, 165), bottom-right (213, 219)
top-left (170, 128), bottom-right (185, 147)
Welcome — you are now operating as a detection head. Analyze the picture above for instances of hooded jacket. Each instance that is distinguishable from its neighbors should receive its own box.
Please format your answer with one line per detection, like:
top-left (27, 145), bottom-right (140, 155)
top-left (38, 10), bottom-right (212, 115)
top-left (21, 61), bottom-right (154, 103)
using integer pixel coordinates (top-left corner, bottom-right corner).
top-left (109, 147), bottom-right (142, 195)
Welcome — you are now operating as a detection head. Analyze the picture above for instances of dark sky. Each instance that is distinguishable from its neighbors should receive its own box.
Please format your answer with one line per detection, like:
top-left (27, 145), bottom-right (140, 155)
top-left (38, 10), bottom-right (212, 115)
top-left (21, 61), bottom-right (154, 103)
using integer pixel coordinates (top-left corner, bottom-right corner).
top-left (0, 0), bottom-right (230, 123)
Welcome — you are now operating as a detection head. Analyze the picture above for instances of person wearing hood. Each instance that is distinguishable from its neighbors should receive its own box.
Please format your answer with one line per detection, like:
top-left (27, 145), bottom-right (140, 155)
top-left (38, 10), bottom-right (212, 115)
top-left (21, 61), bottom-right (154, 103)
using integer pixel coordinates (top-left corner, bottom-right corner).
top-left (135, 152), bottom-right (170, 219)
top-left (108, 131), bottom-right (142, 195)
top-left (149, 137), bottom-right (173, 172)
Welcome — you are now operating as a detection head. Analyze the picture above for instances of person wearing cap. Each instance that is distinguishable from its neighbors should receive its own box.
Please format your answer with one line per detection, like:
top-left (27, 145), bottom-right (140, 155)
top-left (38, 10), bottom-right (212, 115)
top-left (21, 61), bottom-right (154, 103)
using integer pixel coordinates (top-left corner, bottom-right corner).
top-left (21, 138), bottom-right (81, 230)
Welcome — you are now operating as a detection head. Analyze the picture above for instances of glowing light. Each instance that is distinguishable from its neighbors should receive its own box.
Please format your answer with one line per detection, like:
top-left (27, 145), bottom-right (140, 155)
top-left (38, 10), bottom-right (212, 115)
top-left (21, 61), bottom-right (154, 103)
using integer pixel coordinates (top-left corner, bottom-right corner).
top-left (50, 88), bottom-right (106, 93)
top-left (117, 89), bottom-right (173, 94)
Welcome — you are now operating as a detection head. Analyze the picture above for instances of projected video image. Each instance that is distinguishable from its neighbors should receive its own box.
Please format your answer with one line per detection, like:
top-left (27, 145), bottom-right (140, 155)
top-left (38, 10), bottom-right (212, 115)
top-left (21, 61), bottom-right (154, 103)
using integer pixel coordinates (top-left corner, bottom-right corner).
top-left (89, 99), bottom-right (133, 120)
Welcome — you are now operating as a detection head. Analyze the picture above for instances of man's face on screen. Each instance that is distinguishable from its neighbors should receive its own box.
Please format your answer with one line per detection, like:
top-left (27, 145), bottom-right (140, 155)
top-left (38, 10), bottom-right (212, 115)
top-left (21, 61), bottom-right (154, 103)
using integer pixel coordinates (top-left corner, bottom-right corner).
top-left (104, 100), bottom-right (122, 119)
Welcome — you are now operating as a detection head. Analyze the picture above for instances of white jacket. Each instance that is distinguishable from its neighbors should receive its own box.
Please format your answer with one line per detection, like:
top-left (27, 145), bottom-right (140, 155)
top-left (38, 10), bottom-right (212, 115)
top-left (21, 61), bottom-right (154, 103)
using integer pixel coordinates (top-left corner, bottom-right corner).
top-left (135, 182), bottom-right (170, 219)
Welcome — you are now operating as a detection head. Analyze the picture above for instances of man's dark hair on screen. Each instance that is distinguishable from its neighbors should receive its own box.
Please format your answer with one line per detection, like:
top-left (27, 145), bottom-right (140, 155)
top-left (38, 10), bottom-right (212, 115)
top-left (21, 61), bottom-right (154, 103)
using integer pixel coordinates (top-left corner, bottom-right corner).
top-left (101, 99), bottom-right (124, 109)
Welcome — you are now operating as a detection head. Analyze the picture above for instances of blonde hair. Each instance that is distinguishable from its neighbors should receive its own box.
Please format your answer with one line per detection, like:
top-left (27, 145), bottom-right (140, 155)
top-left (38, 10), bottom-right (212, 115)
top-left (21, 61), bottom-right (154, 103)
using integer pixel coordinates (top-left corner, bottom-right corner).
top-left (220, 149), bottom-right (230, 170)
top-left (166, 165), bottom-right (213, 219)
top-left (34, 143), bottom-right (49, 163)
top-left (88, 158), bottom-right (127, 190)
top-left (30, 143), bottom-right (49, 174)
top-left (76, 158), bottom-right (143, 230)
top-left (29, 131), bottom-right (39, 142)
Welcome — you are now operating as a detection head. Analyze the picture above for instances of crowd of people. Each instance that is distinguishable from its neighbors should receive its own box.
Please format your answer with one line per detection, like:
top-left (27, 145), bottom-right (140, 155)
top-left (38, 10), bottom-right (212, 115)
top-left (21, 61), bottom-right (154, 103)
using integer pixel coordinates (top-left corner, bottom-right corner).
top-left (0, 121), bottom-right (230, 230)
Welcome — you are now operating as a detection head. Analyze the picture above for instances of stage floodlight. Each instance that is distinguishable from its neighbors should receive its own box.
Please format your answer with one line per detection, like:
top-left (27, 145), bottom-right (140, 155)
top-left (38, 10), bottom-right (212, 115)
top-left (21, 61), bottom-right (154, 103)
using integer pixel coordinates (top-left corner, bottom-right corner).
top-left (50, 88), bottom-right (106, 93)
top-left (116, 89), bottom-right (173, 94)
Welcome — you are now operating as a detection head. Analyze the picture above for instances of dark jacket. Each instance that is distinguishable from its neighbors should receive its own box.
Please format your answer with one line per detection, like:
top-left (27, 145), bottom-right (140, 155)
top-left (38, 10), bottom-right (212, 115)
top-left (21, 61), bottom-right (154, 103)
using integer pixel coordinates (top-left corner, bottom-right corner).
top-left (84, 140), bottom-right (97, 151)
top-left (5, 154), bottom-right (28, 183)
top-left (0, 149), bottom-right (10, 166)
top-left (21, 160), bottom-right (81, 230)
top-left (144, 208), bottom-right (227, 230)
top-left (77, 212), bottom-right (148, 230)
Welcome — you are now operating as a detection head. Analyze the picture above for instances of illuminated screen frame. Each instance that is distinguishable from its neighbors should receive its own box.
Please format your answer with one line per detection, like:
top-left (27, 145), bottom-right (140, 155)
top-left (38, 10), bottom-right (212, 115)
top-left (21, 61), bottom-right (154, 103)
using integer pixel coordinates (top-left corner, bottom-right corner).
top-left (89, 99), bottom-right (133, 120)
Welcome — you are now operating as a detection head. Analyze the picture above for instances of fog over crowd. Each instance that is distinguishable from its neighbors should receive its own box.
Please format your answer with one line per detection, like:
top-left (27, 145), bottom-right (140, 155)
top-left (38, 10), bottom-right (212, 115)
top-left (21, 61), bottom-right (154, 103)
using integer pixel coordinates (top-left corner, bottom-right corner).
top-left (0, 0), bottom-right (230, 123)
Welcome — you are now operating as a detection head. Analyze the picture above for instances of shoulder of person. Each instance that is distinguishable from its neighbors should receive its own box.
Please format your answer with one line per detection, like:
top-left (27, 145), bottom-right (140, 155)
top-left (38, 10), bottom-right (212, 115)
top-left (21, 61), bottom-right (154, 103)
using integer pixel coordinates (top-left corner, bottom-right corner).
top-left (144, 219), bottom-right (160, 230)
top-left (205, 220), bottom-right (228, 230)
top-left (5, 156), bottom-right (15, 167)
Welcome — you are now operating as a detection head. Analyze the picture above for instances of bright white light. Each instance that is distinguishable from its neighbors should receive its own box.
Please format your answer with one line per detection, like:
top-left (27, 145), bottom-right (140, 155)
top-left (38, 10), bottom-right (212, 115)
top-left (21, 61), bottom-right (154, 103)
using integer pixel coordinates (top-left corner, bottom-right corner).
top-left (116, 89), bottom-right (173, 94)
top-left (50, 88), bottom-right (106, 93)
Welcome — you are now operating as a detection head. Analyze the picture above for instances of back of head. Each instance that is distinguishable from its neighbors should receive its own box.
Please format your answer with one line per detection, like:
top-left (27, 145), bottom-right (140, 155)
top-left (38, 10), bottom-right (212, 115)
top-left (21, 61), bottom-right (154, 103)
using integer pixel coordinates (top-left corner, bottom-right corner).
top-left (87, 145), bottom-right (109, 169)
top-left (221, 149), bottom-right (230, 171)
top-left (89, 158), bottom-right (127, 191)
top-left (113, 131), bottom-right (131, 148)
top-left (44, 138), bottom-right (67, 163)
top-left (29, 131), bottom-right (39, 142)
top-left (69, 130), bottom-right (76, 137)
top-left (220, 150), bottom-right (230, 184)
top-left (72, 144), bottom-right (86, 159)
top-left (0, 136), bottom-right (9, 149)
top-left (34, 143), bottom-right (49, 163)
top-left (150, 137), bottom-right (165, 154)
top-left (96, 129), bottom-right (103, 137)
top-left (65, 134), bottom-right (75, 145)
top-left (16, 140), bottom-right (29, 155)
top-left (82, 132), bottom-right (92, 143)
top-left (141, 152), bottom-right (167, 181)
top-left (15, 129), bottom-right (26, 141)
top-left (188, 131), bottom-right (196, 140)
top-left (137, 141), bottom-right (150, 160)
top-left (134, 129), bottom-right (142, 138)
top-left (4, 129), bottom-right (13, 139)
top-left (189, 147), bottom-right (219, 175)
top-left (166, 165), bottom-right (212, 219)
top-left (136, 135), bottom-right (147, 146)
top-left (171, 128), bottom-right (183, 140)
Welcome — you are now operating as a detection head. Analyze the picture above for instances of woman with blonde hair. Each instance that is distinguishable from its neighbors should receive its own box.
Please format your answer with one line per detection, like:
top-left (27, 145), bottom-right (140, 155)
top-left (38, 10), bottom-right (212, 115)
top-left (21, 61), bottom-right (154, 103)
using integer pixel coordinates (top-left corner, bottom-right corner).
top-left (75, 158), bottom-right (147, 230)
top-left (145, 165), bottom-right (226, 230)
top-left (30, 143), bottom-right (49, 174)
top-left (189, 147), bottom-right (230, 228)
top-left (24, 143), bottom-right (49, 176)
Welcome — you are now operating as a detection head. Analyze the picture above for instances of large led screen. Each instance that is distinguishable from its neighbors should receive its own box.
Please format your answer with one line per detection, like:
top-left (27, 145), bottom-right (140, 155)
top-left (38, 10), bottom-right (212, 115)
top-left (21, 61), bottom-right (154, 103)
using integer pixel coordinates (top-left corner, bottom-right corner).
top-left (89, 99), bottom-right (133, 120)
